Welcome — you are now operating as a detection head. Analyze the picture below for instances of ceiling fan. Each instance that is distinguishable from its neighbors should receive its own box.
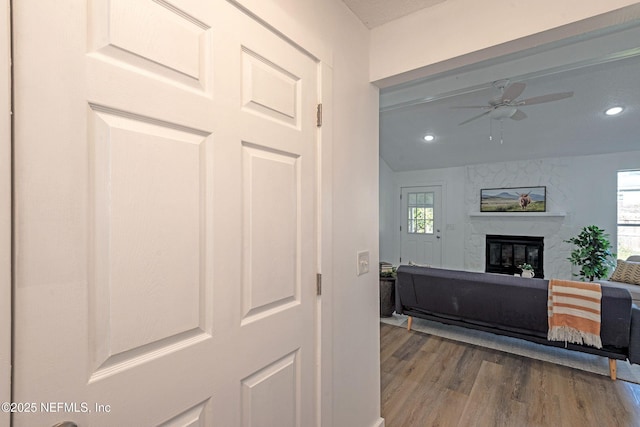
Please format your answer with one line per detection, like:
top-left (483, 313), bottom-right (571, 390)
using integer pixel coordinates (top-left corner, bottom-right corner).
top-left (454, 79), bottom-right (574, 126)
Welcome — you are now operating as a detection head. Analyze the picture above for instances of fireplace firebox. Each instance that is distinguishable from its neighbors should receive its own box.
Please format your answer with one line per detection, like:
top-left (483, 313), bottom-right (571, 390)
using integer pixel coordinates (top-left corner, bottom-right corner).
top-left (485, 235), bottom-right (544, 278)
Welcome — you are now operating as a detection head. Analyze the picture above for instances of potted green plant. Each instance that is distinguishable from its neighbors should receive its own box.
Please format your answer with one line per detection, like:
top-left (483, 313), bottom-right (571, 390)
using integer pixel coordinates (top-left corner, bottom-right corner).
top-left (565, 225), bottom-right (616, 281)
top-left (518, 263), bottom-right (535, 278)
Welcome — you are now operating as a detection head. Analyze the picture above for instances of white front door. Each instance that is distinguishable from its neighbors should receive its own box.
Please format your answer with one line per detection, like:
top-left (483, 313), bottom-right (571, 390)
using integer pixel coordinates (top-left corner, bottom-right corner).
top-left (13, 1), bottom-right (319, 426)
top-left (400, 186), bottom-right (442, 266)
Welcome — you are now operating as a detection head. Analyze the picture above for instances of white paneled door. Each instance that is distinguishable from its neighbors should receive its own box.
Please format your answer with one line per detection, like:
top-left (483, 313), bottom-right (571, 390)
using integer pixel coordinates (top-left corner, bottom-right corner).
top-left (12, 1), bottom-right (319, 426)
top-left (400, 186), bottom-right (442, 267)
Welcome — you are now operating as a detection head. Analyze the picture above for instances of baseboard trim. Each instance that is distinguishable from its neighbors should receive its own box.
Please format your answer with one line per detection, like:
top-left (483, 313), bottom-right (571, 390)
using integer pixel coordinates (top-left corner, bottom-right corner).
top-left (371, 417), bottom-right (385, 427)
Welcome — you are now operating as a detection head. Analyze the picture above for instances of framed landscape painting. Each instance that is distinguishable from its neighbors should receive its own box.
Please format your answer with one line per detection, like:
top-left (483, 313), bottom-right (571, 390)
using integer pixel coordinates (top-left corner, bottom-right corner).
top-left (480, 186), bottom-right (546, 212)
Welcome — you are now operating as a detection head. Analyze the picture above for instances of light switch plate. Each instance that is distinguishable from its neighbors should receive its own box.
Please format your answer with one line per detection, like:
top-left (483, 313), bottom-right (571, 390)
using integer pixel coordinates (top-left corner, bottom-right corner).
top-left (357, 250), bottom-right (370, 276)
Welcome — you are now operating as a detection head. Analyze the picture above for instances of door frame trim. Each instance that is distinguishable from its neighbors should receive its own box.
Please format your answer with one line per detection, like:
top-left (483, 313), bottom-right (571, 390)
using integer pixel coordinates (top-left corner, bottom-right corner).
top-left (1, 0), bottom-right (11, 424)
top-left (318, 61), bottom-right (333, 427)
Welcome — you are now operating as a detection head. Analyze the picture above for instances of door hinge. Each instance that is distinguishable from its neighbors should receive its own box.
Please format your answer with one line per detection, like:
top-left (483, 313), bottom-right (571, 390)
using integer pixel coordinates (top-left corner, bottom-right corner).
top-left (316, 273), bottom-right (322, 295)
top-left (400, 193), bottom-right (402, 200)
top-left (399, 257), bottom-right (402, 262)
top-left (316, 103), bottom-right (322, 127)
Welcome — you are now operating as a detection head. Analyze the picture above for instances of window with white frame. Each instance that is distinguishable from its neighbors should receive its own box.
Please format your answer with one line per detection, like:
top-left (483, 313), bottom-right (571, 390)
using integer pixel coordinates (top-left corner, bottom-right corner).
top-left (617, 170), bottom-right (640, 260)
top-left (407, 192), bottom-right (434, 234)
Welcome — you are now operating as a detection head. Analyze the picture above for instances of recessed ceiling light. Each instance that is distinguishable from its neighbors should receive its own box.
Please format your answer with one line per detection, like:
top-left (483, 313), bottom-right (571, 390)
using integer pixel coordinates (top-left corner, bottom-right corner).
top-left (423, 134), bottom-right (435, 142)
top-left (605, 106), bottom-right (624, 116)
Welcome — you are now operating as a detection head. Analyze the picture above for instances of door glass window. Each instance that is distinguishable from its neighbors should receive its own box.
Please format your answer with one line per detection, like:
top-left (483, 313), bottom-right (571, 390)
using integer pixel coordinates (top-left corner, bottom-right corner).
top-left (407, 192), bottom-right (434, 234)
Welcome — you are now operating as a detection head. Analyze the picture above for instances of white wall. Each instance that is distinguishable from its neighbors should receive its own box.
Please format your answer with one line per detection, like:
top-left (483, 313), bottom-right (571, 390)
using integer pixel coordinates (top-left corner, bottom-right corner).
top-left (329, 30), bottom-right (380, 426)
top-left (370, 0), bottom-right (640, 86)
top-left (236, 2), bottom-right (382, 426)
top-left (381, 150), bottom-right (640, 279)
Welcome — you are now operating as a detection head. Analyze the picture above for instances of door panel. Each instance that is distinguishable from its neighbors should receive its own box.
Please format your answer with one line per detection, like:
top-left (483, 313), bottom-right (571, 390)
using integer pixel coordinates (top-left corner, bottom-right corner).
top-left (241, 143), bottom-right (300, 321)
top-left (241, 47), bottom-right (300, 127)
top-left (241, 351), bottom-right (299, 427)
top-left (89, 0), bottom-right (213, 92)
top-left (158, 400), bottom-right (210, 427)
top-left (13, 1), bottom-right (318, 425)
top-left (400, 186), bottom-right (443, 266)
top-left (88, 106), bottom-right (212, 378)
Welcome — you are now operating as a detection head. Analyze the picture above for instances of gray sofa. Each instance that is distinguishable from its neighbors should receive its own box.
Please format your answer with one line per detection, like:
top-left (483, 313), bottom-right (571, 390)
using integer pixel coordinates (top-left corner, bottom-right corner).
top-left (395, 265), bottom-right (640, 380)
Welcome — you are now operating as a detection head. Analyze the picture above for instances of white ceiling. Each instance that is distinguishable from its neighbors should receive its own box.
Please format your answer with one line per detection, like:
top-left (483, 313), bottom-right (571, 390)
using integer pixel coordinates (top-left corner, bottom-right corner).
top-left (342, 1), bottom-right (640, 172)
top-left (341, 0), bottom-right (445, 28)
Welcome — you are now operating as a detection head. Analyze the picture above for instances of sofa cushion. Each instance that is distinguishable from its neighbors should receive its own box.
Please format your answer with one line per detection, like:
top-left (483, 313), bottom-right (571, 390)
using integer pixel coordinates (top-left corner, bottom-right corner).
top-left (610, 259), bottom-right (640, 285)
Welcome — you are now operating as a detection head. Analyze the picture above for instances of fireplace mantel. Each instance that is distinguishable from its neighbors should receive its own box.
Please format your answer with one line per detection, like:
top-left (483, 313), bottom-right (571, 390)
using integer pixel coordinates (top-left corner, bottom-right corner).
top-left (469, 211), bottom-right (566, 218)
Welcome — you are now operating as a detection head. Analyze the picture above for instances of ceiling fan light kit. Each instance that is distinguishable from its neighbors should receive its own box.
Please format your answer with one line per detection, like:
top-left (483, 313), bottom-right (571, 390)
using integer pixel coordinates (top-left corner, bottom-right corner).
top-left (488, 106), bottom-right (518, 120)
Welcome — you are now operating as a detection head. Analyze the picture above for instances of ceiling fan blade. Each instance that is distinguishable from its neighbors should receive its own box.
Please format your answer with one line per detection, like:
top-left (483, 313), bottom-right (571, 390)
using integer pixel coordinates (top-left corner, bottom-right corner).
top-left (500, 82), bottom-right (526, 103)
top-left (518, 91), bottom-right (574, 106)
top-left (450, 105), bottom-right (491, 109)
top-left (510, 109), bottom-right (527, 121)
top-left (459, 110), bottom-right (492, 125)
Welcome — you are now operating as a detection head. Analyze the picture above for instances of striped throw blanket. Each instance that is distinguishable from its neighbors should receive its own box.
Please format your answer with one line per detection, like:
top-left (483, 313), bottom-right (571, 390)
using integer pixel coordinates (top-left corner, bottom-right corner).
top-left (547, 279), bottom-right (602, 349)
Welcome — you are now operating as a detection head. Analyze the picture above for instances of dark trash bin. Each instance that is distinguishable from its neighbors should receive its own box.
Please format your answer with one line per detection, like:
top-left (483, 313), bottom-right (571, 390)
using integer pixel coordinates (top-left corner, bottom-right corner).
top-left (380, 277), bottom-right (396, 317)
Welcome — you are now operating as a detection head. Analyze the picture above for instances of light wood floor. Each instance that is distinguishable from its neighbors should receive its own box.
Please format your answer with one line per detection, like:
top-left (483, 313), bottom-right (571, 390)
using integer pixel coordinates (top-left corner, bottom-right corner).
top-left (380, 322), bottom-right (640, 427)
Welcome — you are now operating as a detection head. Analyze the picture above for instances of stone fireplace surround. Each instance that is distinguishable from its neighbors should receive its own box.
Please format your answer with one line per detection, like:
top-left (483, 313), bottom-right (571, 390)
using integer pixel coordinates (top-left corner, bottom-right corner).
top-left (464, 161), bottom-right (571, 280)
top-left (466, 215), bottom-right (567, 279)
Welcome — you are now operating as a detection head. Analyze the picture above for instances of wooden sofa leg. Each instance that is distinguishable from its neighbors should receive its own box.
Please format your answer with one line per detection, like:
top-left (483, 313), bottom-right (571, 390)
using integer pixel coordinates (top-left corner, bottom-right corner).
top-left (609, 358), bottom-right (617, 381)
top-left (407, 316), bottom-right (413, 332)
